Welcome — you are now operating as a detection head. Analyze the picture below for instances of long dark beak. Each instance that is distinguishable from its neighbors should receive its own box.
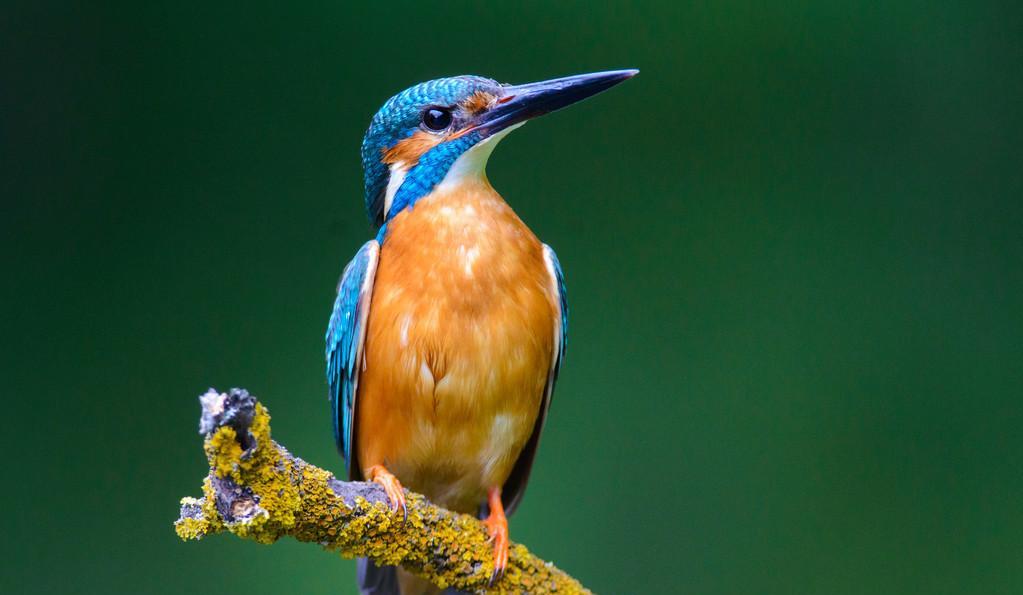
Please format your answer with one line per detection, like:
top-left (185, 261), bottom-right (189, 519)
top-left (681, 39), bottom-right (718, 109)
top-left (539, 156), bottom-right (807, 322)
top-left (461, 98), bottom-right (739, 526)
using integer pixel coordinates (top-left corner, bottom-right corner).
top-left (474, 69), bottom-right (638, 136)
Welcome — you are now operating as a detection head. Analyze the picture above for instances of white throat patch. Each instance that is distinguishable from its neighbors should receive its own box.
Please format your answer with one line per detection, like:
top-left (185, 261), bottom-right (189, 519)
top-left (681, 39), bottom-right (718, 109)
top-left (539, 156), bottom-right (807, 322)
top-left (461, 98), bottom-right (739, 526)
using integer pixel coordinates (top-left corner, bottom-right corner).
top-left (435, 122), bottom-right (525, 192)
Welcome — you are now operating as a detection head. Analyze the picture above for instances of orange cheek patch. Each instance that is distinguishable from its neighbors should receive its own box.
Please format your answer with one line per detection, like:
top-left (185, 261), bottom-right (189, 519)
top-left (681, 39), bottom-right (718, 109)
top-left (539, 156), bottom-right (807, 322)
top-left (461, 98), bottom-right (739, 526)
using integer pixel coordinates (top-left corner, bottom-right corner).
top-left (381, 123), bottom-right (480, 166)
top-left (381, 130), bottom-right (446, 166)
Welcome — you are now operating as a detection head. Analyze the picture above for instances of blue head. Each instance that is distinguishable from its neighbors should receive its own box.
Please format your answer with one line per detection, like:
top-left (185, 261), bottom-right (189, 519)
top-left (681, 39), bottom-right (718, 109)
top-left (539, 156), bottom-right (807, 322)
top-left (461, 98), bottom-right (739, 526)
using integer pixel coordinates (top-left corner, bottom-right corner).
top-left (359, 70), bottom-right (638, 228)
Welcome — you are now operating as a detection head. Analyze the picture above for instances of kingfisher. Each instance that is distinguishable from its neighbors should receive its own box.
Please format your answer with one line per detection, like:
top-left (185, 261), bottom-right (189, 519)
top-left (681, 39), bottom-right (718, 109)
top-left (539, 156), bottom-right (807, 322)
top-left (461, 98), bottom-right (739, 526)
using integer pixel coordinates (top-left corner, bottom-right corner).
top-left (326, 69), bottom-right (637, 594)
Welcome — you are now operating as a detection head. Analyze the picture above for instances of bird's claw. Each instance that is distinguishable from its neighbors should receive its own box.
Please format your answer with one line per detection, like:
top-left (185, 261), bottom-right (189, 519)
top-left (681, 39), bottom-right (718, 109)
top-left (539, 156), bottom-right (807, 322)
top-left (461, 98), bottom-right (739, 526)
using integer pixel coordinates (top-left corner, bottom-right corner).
top-left (484, 515), bottom-right (509, 585)
top-left (367, 464), bottom-right (407, 527)
top-left (483, 486), bottom-right (509, 586)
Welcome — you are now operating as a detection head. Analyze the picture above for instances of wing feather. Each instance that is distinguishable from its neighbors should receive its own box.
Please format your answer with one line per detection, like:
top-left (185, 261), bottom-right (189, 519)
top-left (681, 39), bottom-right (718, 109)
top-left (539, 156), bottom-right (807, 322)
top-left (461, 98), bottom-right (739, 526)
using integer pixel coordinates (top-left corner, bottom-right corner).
top-left (326, 240), bottom-right (379, 479)
top-left (501, 244), bottom-right (568, 515)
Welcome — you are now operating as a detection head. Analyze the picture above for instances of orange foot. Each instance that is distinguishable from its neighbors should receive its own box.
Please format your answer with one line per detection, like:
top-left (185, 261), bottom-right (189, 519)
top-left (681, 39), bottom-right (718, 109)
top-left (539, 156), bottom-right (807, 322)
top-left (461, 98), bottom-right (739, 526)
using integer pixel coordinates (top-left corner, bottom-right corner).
top-left (366, 464), bottom-right (407, 524)
top-left (483, 486), bottom-right (509, 586)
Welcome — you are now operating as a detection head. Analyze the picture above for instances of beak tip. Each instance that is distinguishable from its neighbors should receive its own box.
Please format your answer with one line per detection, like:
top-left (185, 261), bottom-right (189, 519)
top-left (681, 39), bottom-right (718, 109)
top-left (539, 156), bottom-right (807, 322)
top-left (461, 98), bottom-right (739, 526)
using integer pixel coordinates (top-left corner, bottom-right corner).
top-left (605, 68), bottom-right (639, 81)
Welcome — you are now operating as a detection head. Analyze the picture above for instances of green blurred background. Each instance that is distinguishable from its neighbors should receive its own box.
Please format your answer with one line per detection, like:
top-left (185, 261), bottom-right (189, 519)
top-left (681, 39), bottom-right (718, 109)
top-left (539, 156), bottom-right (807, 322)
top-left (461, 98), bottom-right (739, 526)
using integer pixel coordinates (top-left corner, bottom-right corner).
top-left (4, 1), bottom-right (1021, 593)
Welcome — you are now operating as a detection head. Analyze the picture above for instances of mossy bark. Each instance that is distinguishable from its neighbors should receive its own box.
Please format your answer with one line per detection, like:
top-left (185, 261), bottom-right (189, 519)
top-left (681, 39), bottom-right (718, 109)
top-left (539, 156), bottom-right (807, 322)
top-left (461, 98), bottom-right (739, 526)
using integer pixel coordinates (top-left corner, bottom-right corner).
top-left (175, 388), bottom-right (590, 594)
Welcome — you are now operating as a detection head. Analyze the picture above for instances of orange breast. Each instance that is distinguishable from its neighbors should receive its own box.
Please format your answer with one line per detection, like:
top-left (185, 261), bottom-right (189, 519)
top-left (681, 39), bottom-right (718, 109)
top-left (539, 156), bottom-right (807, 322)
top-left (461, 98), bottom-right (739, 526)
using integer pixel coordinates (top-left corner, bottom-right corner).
top-left (355, 177), bottom-right (557, 513)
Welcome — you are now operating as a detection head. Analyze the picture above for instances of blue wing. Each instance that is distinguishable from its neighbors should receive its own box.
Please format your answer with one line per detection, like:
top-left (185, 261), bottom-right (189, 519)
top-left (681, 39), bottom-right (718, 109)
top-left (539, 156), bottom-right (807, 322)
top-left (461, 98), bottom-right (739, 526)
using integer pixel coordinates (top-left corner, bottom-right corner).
top-left (547, 246), bottom-right (569, 378)
top-left (326, 240), bottom-right (379, 479)
top-left (501, 243), bottom-right (568, 515)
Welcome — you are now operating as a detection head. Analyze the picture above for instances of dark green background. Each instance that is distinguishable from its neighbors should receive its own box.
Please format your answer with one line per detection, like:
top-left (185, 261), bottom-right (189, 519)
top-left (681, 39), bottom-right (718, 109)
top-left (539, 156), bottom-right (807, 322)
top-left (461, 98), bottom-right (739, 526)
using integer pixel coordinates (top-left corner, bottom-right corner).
top-left (4, 2), bottom-right (1021, 593)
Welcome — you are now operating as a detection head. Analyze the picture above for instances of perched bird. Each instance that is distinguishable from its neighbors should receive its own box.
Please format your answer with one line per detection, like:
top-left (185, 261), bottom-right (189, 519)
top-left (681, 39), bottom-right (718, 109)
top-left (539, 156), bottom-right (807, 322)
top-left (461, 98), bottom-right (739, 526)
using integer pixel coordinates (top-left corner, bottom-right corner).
top-left (326, 70), bottom-right (637, 594)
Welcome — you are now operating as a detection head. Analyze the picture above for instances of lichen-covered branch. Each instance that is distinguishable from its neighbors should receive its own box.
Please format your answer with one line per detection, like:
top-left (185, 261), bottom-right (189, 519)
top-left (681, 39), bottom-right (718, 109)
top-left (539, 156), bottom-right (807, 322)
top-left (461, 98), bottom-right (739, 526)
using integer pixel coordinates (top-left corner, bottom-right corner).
top-left (175, 388), bottom-right (589, 594)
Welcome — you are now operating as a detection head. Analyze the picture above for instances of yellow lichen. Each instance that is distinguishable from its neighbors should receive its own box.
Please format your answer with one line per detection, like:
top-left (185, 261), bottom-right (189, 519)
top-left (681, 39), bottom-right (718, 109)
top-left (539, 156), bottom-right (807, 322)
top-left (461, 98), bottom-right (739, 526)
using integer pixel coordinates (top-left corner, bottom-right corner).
top-left (176, 396), bottom-right (590, 593)
top-left (205, 426), bottom-right (240, 478)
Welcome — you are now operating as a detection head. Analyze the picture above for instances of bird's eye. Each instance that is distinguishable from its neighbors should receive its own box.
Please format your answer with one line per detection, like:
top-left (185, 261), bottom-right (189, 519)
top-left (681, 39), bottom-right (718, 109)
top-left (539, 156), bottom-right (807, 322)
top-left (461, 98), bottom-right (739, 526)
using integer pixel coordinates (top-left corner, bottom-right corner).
top-left (422, 107), bottom-right (453, 131)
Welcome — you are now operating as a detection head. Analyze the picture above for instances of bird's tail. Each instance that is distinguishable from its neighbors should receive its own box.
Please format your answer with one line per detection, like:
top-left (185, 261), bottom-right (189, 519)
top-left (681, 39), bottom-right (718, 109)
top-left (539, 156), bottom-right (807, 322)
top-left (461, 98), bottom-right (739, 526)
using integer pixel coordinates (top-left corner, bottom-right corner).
top-left (356, 558), bottom-right (400, 595)
top-left (357, 558), bottom-right (466, 595)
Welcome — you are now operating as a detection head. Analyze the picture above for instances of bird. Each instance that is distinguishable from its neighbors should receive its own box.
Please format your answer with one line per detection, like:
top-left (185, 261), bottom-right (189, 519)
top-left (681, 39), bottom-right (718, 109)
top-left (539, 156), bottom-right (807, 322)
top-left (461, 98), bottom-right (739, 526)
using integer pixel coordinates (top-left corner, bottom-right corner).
top-left (326, 69), bottom-right (637, 594)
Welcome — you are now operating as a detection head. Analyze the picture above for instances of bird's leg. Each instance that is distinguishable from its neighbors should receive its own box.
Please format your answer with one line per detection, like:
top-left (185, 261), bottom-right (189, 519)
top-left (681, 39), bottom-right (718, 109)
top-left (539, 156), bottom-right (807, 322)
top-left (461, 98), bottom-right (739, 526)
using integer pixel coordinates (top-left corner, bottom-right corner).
top-left (483, 486), bottom-right (509, 585)
top-left (365, 464), bottom-right (407, 523)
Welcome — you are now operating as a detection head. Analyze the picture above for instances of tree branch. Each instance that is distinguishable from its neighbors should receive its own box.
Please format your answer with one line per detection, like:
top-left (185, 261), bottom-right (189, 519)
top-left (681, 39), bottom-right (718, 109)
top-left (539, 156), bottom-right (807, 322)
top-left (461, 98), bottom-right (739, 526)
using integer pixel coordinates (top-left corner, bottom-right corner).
top-left (174, 388), bottom-right (589, 594)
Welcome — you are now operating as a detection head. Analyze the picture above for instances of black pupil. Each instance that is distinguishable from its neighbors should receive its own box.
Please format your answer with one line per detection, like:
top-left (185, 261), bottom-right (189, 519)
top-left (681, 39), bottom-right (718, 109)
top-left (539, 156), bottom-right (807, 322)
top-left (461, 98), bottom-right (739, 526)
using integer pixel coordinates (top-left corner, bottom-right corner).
top-left (423, 108), bottom-right (452, 131)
